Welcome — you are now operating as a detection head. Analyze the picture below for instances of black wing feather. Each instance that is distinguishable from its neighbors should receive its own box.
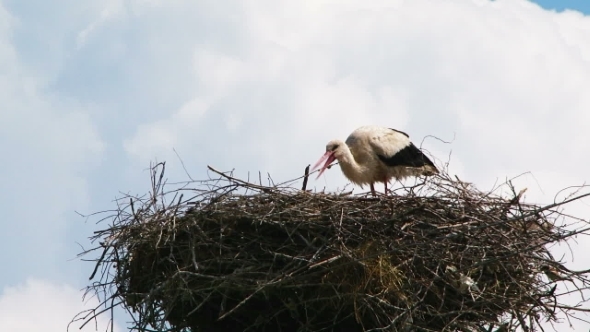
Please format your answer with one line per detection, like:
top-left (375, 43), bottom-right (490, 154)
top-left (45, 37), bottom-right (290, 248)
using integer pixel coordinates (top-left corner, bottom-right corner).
top-left (377, 142), bottom-right (436, 168)
top-left (389, 128), bottom-right (409, 138)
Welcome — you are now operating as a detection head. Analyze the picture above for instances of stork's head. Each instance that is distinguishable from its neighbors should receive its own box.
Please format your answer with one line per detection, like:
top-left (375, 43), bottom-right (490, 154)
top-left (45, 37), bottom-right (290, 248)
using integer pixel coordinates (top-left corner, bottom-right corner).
top-left (311, 140), bottom-right (344, 179)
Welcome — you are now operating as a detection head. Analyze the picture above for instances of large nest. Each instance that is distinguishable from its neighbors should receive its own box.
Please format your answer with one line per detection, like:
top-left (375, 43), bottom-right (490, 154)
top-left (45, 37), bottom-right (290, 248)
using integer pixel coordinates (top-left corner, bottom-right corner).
top-left (74, 163), bottom-right (590, 332)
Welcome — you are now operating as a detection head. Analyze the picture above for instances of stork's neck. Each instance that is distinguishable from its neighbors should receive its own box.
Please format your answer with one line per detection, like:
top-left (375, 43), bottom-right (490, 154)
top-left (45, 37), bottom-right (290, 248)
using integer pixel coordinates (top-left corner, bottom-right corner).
top-left (337, 145), bottom-right (365, 179)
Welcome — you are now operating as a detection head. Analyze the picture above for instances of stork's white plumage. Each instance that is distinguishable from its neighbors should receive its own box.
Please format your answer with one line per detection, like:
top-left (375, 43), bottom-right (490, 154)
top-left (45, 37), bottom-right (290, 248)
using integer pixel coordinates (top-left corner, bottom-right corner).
top-left (311, 125), bottom-right (438, 196)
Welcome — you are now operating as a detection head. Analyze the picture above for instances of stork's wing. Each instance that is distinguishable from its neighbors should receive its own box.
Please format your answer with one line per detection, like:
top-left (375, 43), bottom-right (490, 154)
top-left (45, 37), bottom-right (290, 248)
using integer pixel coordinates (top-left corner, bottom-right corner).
top-left (366, 128), bottom-right (412, 159)
top-left (368, 128), bottom-right (436, 169)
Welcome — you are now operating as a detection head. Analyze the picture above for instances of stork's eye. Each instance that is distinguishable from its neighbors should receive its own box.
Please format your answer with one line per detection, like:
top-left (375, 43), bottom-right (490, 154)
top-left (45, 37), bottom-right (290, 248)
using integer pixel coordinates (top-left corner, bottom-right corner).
top-left (331, 144), bottom-right (339, 151)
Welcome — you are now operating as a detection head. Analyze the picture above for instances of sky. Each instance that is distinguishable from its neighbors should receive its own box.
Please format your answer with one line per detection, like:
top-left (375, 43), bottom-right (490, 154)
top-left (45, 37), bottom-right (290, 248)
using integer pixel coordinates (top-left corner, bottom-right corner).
top-left (1, 0), bottom-right (590, 331)
top-left (532, 0), bottom-right (590, 13)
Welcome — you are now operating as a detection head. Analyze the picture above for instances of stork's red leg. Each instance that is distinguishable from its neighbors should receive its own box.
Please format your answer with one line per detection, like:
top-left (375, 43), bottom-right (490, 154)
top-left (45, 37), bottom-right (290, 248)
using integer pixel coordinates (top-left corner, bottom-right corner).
top-left (384, 180), bottom-right (388, 196)
top-left (370, 183), bottom-right (376, 197)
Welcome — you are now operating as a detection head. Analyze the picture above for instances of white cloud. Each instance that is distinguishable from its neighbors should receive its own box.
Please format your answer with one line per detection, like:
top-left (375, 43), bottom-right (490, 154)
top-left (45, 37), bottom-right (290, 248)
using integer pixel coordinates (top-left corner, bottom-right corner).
top-left (193, 48), bottom-right (247, 96)
top-left (0, 83), bottom-right (105, 278)
top-left (0, 2), bottom-right (105, 279)
top-left (76, 0), bottom-right (125, 49)
top-left (0, 278), bottom-right (121, 332)
top-left (124, 96), bottom-right (210, 165)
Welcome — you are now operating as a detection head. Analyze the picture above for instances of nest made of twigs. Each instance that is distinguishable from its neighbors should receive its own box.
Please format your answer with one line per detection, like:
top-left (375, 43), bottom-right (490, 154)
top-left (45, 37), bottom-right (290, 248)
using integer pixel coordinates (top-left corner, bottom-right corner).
top-left (74, 163), bottom-right (590, 332)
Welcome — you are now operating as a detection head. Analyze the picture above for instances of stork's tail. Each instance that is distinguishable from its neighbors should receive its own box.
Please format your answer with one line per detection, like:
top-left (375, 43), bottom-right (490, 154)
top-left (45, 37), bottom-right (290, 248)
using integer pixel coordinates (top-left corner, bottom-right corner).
top-left (422, 164), bottom-right (439, 176)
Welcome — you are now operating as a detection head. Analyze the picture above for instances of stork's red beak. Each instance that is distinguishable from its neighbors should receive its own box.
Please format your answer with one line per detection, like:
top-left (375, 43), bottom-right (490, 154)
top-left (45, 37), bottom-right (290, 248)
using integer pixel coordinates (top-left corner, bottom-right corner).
top-left (311, 151), bottom-right (336, 179)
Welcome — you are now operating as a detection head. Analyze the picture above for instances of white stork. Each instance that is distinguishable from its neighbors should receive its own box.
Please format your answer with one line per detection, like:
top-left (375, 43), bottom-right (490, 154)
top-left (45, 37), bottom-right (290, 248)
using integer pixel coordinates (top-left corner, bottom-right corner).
top-left (311, 125), bottom-right (438, 196)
